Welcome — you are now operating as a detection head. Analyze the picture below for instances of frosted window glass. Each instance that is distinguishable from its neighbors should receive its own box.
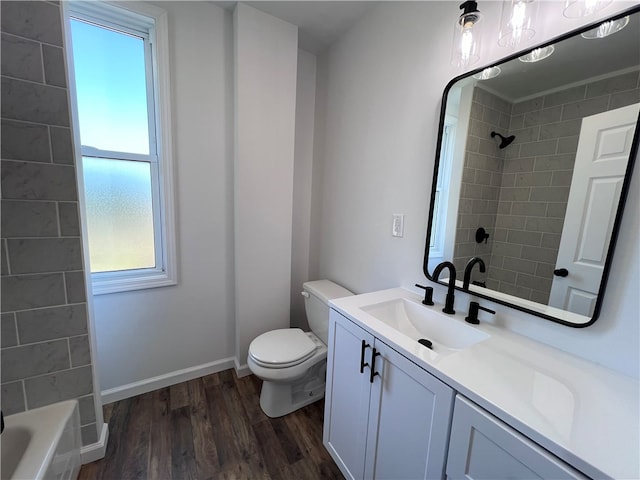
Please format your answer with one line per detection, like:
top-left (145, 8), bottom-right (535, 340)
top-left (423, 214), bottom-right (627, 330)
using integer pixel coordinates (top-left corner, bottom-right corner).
top-left (83, 157), bottom-right (155, 272)
top-left (70, 19), bottom-right (150, 155)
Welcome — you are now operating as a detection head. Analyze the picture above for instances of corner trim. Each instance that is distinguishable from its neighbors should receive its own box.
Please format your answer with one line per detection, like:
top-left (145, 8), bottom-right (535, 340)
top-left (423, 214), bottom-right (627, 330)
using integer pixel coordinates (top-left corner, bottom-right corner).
top-left (234, 358), bottom-right (252, 378)
top-left (80, 423), bottom-right (109, 464)
top-left (101, 358), bottom-right (236, 404)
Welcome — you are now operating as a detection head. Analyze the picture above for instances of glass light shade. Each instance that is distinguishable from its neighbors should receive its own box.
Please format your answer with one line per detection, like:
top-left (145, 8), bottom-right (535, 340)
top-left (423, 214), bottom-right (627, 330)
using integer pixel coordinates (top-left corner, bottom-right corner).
top-left (581, 16), bottom-right (629, 38)
top-left (498, 0), bottom-right (538, 48)
top-left (473, 66), bottom-right (501, 80)
top-left (519, 45), bottom-right (555, 63)
top-left (563, 0), bottom-right (612, 18)
top-left (451, 15), bottom-right (482, 67)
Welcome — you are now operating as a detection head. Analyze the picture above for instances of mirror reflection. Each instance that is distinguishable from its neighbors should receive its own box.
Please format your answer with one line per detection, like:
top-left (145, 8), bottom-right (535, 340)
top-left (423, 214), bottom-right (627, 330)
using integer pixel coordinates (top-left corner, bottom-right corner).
top-left (426, 8), bottom-right (640, 326)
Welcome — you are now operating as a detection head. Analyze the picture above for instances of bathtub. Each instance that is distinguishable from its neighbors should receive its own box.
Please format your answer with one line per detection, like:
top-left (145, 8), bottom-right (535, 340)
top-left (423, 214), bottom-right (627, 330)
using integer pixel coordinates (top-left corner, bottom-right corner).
top-left (1, 400), bottom-right (81, 480)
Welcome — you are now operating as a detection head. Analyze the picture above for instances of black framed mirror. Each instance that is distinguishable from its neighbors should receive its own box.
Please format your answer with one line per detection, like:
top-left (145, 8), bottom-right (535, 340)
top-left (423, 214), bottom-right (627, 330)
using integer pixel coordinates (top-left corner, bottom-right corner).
top-left (424, 5), bottom-right (640, 327)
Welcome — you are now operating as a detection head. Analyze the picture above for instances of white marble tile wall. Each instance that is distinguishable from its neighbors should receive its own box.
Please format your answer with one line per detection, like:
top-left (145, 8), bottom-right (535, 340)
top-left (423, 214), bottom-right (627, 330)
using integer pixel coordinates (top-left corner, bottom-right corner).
top-left (0, 0), bottom-right (98, 447)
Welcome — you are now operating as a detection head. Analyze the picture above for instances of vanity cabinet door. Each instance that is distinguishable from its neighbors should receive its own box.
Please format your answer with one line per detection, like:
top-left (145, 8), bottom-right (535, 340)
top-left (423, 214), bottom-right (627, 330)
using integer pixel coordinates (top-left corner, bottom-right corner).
top-left (446, 396), bottom-right (586, 480)
top-left (364, 338), bottom-right (454, 480)
top-left (324, 309), bottom-right (376, 479)
top-left (325, 310), bottom-right (455, 480)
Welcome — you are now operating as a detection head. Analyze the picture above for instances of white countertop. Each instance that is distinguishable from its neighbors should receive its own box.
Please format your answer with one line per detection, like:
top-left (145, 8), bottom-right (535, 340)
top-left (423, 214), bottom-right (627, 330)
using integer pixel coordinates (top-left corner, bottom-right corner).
top-left (330, 287), bottom-right (640, 480)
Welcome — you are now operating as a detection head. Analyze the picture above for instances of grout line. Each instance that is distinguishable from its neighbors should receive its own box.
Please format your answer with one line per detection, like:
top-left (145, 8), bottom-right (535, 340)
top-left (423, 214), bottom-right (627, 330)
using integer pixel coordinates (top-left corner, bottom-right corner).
top-left (0, 158), bottom-right (76, 169)
top-left (6, 301), bottom-right (87, 322)
top-left (12, 312), bottom-right (20, 346)
top-left (21, 380), bottom-right (28, 410)
top-left (67, 336), bottom-right (73, 368)
top-left (1, 73), bottom-right (68, 92)
top-left (55, 201), bottom-right (62, 237)
top-left (3, 336), bottom-right (74, 350)
top-left (48, 125), bottom-right (55, 164)
top-left (39, 41), bottom-right (46, 87)
top-left (0, 30), bottom-right (65, 50)
top-left (5, 363), bottom-right (91, 385)
top-left (0, 116), bottom-right (72, 130)
top-left (62, 270), bottom-right (69, 304)
top-left (3, 239), bottom-right (11, 276)
top-left (1, 235), bottom-right (82, 240)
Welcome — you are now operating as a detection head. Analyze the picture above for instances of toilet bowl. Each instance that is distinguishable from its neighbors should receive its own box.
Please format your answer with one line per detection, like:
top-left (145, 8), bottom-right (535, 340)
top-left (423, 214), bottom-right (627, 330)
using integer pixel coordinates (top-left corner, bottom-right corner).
top-left (247, 280), bottom-right (353, 418)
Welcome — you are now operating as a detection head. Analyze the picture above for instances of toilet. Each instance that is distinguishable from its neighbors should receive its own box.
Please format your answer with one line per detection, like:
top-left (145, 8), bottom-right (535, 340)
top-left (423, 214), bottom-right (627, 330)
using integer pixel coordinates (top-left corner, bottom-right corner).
top-left (247, 279), bottom-right (353, 418)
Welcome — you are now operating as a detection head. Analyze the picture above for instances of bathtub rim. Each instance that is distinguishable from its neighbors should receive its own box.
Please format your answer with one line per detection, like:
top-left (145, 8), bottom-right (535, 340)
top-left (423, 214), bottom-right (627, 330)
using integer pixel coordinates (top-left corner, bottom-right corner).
top-left (1, 400), bottom-right (79, 480)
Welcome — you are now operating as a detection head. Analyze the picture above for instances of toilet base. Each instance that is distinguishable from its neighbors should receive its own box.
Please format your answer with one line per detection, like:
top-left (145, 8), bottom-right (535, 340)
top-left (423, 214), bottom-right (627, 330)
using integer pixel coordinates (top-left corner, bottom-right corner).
top-left (258, 361), bottom-right (326, 418)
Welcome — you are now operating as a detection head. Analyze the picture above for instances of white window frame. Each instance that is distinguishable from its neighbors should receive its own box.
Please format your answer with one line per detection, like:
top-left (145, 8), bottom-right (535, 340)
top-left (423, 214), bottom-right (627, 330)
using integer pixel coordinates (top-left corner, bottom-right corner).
top-left (64, 1), bottom-right (176, 295)
top-left (430, 121), bottom-right (455, 259)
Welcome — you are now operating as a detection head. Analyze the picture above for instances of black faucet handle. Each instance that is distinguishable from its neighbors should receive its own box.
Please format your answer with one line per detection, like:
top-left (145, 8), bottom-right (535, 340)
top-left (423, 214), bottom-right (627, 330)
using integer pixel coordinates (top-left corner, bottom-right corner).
top-left (414, 284), bottom-right (434, 306)
top-left (465, 301), bottom-right (495, 324)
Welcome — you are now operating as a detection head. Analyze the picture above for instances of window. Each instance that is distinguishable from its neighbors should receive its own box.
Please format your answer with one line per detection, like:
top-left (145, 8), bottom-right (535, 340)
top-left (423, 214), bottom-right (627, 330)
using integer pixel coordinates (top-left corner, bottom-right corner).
top-left (66, 2), bottom-right (175, 294)
top-left (430, 123), bottom-right (455, 259)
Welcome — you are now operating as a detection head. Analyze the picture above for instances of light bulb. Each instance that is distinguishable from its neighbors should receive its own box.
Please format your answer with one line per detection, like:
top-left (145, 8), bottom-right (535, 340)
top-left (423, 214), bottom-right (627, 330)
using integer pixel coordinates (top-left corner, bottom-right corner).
top-left (451, 3), bottom-right (483, 68)
top-left (460, 29), bottom-right (474, 64)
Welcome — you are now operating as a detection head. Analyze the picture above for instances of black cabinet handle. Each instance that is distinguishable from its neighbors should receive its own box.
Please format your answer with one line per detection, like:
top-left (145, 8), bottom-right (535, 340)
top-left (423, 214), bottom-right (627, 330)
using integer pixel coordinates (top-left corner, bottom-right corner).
top-left (360, 340), bottom-right (371, 373)
top-left (554, 268), bottom-right (569, 277)
top-left (369, 348), bottom-right (381, 383)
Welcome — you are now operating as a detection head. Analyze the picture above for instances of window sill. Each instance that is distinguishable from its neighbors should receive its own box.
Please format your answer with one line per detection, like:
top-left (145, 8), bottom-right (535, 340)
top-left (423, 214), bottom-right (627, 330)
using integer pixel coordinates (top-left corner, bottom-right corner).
top-left (91, 269), bottom-right (176, 295)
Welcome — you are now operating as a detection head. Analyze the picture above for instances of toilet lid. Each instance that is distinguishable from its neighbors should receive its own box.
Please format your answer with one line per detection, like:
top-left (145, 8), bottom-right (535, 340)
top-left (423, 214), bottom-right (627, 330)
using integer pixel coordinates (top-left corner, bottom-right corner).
top-left (249, 328), bottom-right (317, 367)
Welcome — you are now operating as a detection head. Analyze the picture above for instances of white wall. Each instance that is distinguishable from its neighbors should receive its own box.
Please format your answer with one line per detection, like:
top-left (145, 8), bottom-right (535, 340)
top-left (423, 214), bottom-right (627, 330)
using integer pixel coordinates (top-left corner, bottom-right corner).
top-left (291, 49), bottom-right (317, 330)
top-left (234, 4), bottom-right (299, 370)
top-left (316, 2), bottom-right (449, 294)
top-left (92, 2), bottom-right (236, 393)
top-left (315, 1), bottom-right (640, 379)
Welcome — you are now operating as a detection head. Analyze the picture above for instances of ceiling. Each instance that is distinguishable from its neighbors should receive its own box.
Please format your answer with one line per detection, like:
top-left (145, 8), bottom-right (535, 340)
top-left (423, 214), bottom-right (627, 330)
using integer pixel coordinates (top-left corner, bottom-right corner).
top-left (213, 2), bottom-right (639, 97)
top-left (211, 1), bottom-right (378, 54)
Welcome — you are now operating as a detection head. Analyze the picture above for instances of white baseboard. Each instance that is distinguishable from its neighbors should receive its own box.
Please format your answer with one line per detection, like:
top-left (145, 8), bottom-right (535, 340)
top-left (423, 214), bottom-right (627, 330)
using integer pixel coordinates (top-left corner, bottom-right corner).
top-left (101, 357), bottom-right (236, 404)
top-left (81, 422), bottom-right (109, 464)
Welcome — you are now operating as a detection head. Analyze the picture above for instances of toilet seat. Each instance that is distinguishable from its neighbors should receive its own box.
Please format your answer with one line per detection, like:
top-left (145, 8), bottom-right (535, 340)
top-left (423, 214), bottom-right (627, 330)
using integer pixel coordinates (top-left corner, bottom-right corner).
top-left (249, 328), bottom-right (317, 368)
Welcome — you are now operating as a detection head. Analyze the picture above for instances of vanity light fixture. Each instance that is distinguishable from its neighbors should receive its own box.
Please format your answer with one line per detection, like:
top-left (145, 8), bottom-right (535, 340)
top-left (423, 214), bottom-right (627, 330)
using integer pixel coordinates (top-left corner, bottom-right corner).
top-left (498, 0), bottom-right (538, 48)
top-left (563, 0), bottom-right (612, 18)
top-left (472, 66), bottom-right (501, 80)
top-left (451, 0), bottom-right (483, 68)
top-left (519, 45), bottom-right (554, 62)
top-left (581, 15), bottom-right (629, 38)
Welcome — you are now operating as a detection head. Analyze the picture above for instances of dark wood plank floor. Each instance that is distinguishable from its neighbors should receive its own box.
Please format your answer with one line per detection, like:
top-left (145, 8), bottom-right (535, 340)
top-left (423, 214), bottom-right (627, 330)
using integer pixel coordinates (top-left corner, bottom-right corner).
top-left (79, 369), bottom-right (344, 480)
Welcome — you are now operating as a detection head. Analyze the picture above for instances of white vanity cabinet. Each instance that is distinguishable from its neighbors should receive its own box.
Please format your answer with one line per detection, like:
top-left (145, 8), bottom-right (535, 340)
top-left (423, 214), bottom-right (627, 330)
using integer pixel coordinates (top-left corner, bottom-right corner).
top-left (324, 310), bottom-right (454, 480)
top-left (328, 288), bottom-right (638, 480)
top-left (446, 396), bottom-right (586, 480)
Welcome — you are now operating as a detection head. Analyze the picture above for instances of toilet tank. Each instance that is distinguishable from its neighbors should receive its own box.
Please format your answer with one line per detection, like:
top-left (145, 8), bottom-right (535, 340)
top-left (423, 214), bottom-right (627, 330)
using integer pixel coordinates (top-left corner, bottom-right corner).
top-left (302, 280), bottom-right (353, 345)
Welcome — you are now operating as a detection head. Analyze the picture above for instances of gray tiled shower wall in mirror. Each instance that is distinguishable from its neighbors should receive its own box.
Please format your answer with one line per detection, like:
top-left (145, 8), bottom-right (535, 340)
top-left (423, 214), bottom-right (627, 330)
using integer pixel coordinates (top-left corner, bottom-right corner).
top-left (1, 0), bottom-right (98, 446)
top-left (454, 71), bottom-right (640, 304)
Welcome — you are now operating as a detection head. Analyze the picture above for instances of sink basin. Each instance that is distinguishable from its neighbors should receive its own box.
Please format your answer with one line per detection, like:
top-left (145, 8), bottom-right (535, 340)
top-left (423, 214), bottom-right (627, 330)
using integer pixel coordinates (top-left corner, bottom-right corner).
top-left (361, 298), bottom-right (489, 352)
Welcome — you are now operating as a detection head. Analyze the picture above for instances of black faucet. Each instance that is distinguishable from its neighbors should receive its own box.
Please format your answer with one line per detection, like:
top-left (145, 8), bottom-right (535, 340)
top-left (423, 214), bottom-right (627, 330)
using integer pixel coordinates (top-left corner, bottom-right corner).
top-left (463, 256), bottom-right (486, 290)
top-left (432, 261), bottom-right (457, 314)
